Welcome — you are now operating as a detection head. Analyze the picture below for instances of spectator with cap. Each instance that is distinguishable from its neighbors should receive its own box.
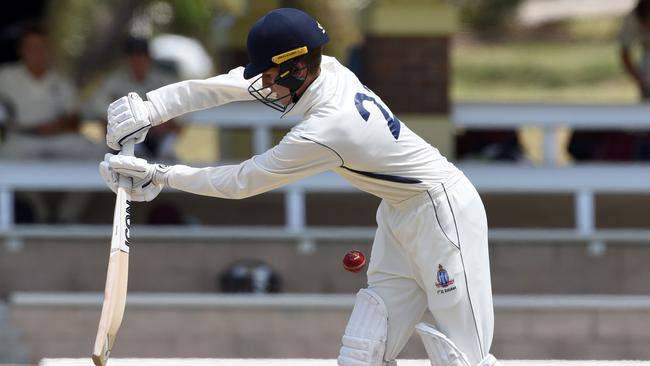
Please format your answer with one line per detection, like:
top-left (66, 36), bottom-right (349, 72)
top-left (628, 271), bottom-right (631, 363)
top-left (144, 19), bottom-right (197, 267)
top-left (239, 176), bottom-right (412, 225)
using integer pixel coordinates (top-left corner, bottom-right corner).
top-left (88, 35), bottom-right (181, 162)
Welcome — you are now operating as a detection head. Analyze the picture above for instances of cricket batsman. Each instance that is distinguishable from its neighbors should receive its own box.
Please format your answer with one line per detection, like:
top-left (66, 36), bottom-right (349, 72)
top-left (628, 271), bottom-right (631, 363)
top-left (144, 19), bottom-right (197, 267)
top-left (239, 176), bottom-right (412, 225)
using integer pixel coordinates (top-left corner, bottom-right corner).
top-left (99, 8), bottom-right (499, 366)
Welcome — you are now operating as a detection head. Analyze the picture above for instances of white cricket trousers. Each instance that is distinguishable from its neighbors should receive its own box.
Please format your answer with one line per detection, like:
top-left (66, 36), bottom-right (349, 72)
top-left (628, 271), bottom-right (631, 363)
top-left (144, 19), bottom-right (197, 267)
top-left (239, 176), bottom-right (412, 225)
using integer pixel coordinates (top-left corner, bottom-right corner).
top-left (367, 172), bottom-right (494, 364)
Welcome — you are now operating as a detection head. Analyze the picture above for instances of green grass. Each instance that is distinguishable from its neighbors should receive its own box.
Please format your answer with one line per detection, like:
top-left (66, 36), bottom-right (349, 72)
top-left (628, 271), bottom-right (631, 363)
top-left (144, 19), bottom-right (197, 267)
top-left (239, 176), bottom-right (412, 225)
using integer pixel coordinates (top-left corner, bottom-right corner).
top-left (452, 36), bottom-right (639, 103)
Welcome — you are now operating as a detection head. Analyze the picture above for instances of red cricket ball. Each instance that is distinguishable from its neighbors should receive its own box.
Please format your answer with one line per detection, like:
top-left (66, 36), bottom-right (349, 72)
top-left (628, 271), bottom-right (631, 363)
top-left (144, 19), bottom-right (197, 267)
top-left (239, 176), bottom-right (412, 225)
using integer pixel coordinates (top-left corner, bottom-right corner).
top-left (343, 250), bottom-right (366, 273)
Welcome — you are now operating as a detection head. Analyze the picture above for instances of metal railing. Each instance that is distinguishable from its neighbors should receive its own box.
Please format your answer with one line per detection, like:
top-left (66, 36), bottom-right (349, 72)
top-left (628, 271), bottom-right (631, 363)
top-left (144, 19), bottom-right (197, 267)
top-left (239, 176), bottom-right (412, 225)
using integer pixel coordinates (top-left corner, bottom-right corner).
top-left (3, 161), bottom-right (650, 249)
top-left (3, 102), bottom-right (650, 248)
top-left (453, 102), bottom-right (650, 165)
top-left (13, 291), bottom-right (650, 310)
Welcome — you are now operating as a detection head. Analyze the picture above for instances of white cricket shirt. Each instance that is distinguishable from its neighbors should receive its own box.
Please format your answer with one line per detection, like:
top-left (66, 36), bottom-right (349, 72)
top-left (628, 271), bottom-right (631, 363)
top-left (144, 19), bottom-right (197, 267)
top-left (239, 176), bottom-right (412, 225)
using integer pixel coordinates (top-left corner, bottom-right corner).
top-left (0, 64), bottom-right (79, 128)
top-left (146, 56), bottom-right (460, 204)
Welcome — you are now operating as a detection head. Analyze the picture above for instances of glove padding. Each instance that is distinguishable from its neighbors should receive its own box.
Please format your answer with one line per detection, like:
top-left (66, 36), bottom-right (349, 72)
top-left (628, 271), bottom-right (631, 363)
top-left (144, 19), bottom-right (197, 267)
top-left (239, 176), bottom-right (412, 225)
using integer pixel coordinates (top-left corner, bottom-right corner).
top-left (106, 92), bottom-right (159, 151)
top-left (99, 153), bottom-right (171, 202)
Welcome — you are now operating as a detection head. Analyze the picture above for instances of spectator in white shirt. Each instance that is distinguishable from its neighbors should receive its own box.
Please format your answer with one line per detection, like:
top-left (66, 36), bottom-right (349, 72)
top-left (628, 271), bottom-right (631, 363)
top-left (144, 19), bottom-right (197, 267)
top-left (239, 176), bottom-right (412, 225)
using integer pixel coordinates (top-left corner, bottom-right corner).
top-left (0, 24), bottom-right (104, 159)
top-left (0, 24), bottom-right (104, 223)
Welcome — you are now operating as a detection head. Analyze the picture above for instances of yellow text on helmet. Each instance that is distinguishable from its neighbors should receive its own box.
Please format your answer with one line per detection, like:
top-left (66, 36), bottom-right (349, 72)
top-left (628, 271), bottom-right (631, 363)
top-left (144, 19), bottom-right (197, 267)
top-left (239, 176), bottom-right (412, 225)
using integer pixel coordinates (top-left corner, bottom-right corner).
top-left (272, 46), bottom-right (308, 64)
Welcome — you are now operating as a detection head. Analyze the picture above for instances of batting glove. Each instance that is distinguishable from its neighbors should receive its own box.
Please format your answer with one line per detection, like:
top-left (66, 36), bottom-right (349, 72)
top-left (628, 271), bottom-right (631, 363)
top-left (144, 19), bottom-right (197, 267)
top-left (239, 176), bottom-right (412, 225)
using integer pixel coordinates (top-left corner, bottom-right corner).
top-left (106, 92), bottom-right (162, 151)
top-left (99, 153), bottom-right (171, 202)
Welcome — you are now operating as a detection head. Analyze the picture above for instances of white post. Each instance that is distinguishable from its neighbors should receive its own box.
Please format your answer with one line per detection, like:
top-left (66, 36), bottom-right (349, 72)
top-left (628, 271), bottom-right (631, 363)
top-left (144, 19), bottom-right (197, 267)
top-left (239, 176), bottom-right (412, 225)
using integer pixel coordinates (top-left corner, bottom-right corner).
top-left (0, 187), bottom-right (14, 231)
top-left (575, 189), bottom-right (606, 254)
top-left (575, 189), bottom-right (595, 236)
top-left (285, 187), bottom-right (305, 233)
top-left (542, 126), bottom-right (558, 166)
top-left (253, 126), bottom-right (272, 155)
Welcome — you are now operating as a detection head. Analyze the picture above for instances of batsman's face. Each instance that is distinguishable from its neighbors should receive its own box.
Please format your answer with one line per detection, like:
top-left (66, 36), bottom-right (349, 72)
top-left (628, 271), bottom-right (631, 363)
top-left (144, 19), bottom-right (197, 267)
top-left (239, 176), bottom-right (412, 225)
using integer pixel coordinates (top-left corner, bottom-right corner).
top-left (262, 67), bottom-right (292, 106)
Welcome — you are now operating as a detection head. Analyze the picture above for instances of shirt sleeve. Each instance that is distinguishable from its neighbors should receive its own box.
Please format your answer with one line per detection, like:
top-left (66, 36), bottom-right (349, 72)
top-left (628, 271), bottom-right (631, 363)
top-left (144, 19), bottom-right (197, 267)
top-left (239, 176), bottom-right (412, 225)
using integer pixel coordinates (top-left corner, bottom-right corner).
top-left (56, 74), bottom-right (80, 115)
top-left (165, 128), bottom-right (343, 199)
top-left (145, 66), bottom-right (255, 123)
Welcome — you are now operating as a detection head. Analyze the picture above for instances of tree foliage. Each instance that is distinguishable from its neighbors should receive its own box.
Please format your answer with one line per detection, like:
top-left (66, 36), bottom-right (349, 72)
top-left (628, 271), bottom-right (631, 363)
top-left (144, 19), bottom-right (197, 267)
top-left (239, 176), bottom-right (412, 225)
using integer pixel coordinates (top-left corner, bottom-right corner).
top-left (459, 0), bottom-right (524, 38)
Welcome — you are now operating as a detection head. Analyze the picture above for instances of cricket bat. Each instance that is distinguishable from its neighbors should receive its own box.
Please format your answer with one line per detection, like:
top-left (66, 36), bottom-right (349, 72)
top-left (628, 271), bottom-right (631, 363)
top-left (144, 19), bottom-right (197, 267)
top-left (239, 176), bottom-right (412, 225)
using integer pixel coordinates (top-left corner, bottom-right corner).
top-left (92, 140), bottom-right (135, 366)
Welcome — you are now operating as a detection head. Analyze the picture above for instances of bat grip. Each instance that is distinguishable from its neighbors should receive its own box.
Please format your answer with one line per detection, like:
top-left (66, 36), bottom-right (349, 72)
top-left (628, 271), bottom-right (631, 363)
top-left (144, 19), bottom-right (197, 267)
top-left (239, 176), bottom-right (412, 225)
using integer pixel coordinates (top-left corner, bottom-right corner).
top-left (118, 140), bottom-right (135, 189)
top-left (120, 140), bottom-right (135, 158)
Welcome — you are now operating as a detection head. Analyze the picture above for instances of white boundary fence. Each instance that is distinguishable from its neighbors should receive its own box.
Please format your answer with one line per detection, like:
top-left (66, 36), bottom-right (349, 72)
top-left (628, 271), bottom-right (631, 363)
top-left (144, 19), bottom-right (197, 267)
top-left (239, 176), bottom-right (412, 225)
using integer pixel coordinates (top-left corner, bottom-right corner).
top-left (453, 102), bottom-right (650, 165)
top-left (3, 102), bottom-right (650, 248)
top-left (3, 162), bottom-right (650, 249)
top-left (12, 292), bottom-right (650, 310)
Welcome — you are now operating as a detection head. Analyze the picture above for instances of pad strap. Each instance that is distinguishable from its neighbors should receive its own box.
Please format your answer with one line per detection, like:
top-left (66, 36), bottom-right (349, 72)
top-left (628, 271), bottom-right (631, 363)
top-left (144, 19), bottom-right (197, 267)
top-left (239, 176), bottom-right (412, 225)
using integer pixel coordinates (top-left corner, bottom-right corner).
top-left (477, 354), bottom-right (499, 366)
top-left (416, 323), bottom-right (471, 366)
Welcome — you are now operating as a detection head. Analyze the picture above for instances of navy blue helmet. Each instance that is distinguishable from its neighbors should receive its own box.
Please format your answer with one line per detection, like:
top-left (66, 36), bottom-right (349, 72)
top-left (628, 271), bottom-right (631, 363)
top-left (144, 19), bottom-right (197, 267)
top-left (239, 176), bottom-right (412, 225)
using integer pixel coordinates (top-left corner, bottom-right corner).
top-left (244, 8), bottom-right (329, 79)
top-left (245, 8), bottom-right (329, 112)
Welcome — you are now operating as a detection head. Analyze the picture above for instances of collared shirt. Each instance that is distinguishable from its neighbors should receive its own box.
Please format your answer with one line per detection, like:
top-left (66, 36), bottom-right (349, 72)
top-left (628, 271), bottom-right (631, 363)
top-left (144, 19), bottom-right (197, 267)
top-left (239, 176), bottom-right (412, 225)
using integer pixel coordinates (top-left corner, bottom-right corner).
top-left (146, 56), bottom-right (459, 204)
top-left (0, 64), bottom-right (78, 128)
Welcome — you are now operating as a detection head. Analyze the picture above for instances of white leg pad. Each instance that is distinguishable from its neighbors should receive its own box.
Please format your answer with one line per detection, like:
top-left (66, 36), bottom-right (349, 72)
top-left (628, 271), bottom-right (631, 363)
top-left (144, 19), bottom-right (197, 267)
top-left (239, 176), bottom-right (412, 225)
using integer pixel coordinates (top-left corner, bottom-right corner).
top-left (416, 322), bottom-right (471, 366)
top-left (338, 289), bottom-right (389, 366)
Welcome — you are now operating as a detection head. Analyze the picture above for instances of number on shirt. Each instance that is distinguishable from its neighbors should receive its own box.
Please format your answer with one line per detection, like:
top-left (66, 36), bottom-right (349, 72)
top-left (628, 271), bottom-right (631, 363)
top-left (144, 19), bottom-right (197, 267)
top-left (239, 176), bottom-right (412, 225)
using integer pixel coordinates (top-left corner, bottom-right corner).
top-left (354, 92), bottom-right (401, 140)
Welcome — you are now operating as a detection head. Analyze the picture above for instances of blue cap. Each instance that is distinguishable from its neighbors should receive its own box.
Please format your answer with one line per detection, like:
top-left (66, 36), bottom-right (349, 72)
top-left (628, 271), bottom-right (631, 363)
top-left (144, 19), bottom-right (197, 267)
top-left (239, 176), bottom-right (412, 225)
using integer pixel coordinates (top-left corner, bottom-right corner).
top-left (243, 8), bottom-right (329, 79)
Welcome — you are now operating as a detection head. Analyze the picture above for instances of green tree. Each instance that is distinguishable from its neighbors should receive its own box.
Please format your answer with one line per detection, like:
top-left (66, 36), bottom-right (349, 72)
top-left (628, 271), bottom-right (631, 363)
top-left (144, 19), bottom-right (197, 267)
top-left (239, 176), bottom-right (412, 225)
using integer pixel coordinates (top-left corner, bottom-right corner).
top-left (46, 0), bottom-right (225, 86)
top-left (459, 0), bottom-right (524, 38)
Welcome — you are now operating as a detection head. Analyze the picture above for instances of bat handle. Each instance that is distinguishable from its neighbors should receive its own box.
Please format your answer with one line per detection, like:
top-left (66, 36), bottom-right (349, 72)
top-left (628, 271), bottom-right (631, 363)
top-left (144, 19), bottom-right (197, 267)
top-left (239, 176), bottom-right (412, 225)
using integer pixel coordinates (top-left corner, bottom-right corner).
top-left (118, 140), bottom-right (135, 189)
top-left (120, 139), bottom-right (135, 158)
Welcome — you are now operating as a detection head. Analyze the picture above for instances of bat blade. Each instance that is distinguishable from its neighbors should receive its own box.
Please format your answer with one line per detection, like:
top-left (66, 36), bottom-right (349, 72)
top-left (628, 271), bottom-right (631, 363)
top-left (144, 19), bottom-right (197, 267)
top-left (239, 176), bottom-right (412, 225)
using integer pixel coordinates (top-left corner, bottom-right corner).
top-left (92, 142), bottom-right (134, 366)
top-left (91, 249), bottom-right (129, 366)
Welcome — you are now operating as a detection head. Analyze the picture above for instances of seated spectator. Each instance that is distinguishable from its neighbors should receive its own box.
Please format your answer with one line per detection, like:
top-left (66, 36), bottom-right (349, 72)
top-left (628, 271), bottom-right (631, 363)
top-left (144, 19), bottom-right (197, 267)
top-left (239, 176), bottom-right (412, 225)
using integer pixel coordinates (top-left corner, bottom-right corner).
top-left (88, 36), bottom-right (181, 162)
top-left (455, 129), bottom-right (523, 162)
top-left (0, 24), bottom-right (104, 160)
top-left (0, 24), bottom-right (105, 223)
top-left (568, 131), bottom-right (638, 161)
